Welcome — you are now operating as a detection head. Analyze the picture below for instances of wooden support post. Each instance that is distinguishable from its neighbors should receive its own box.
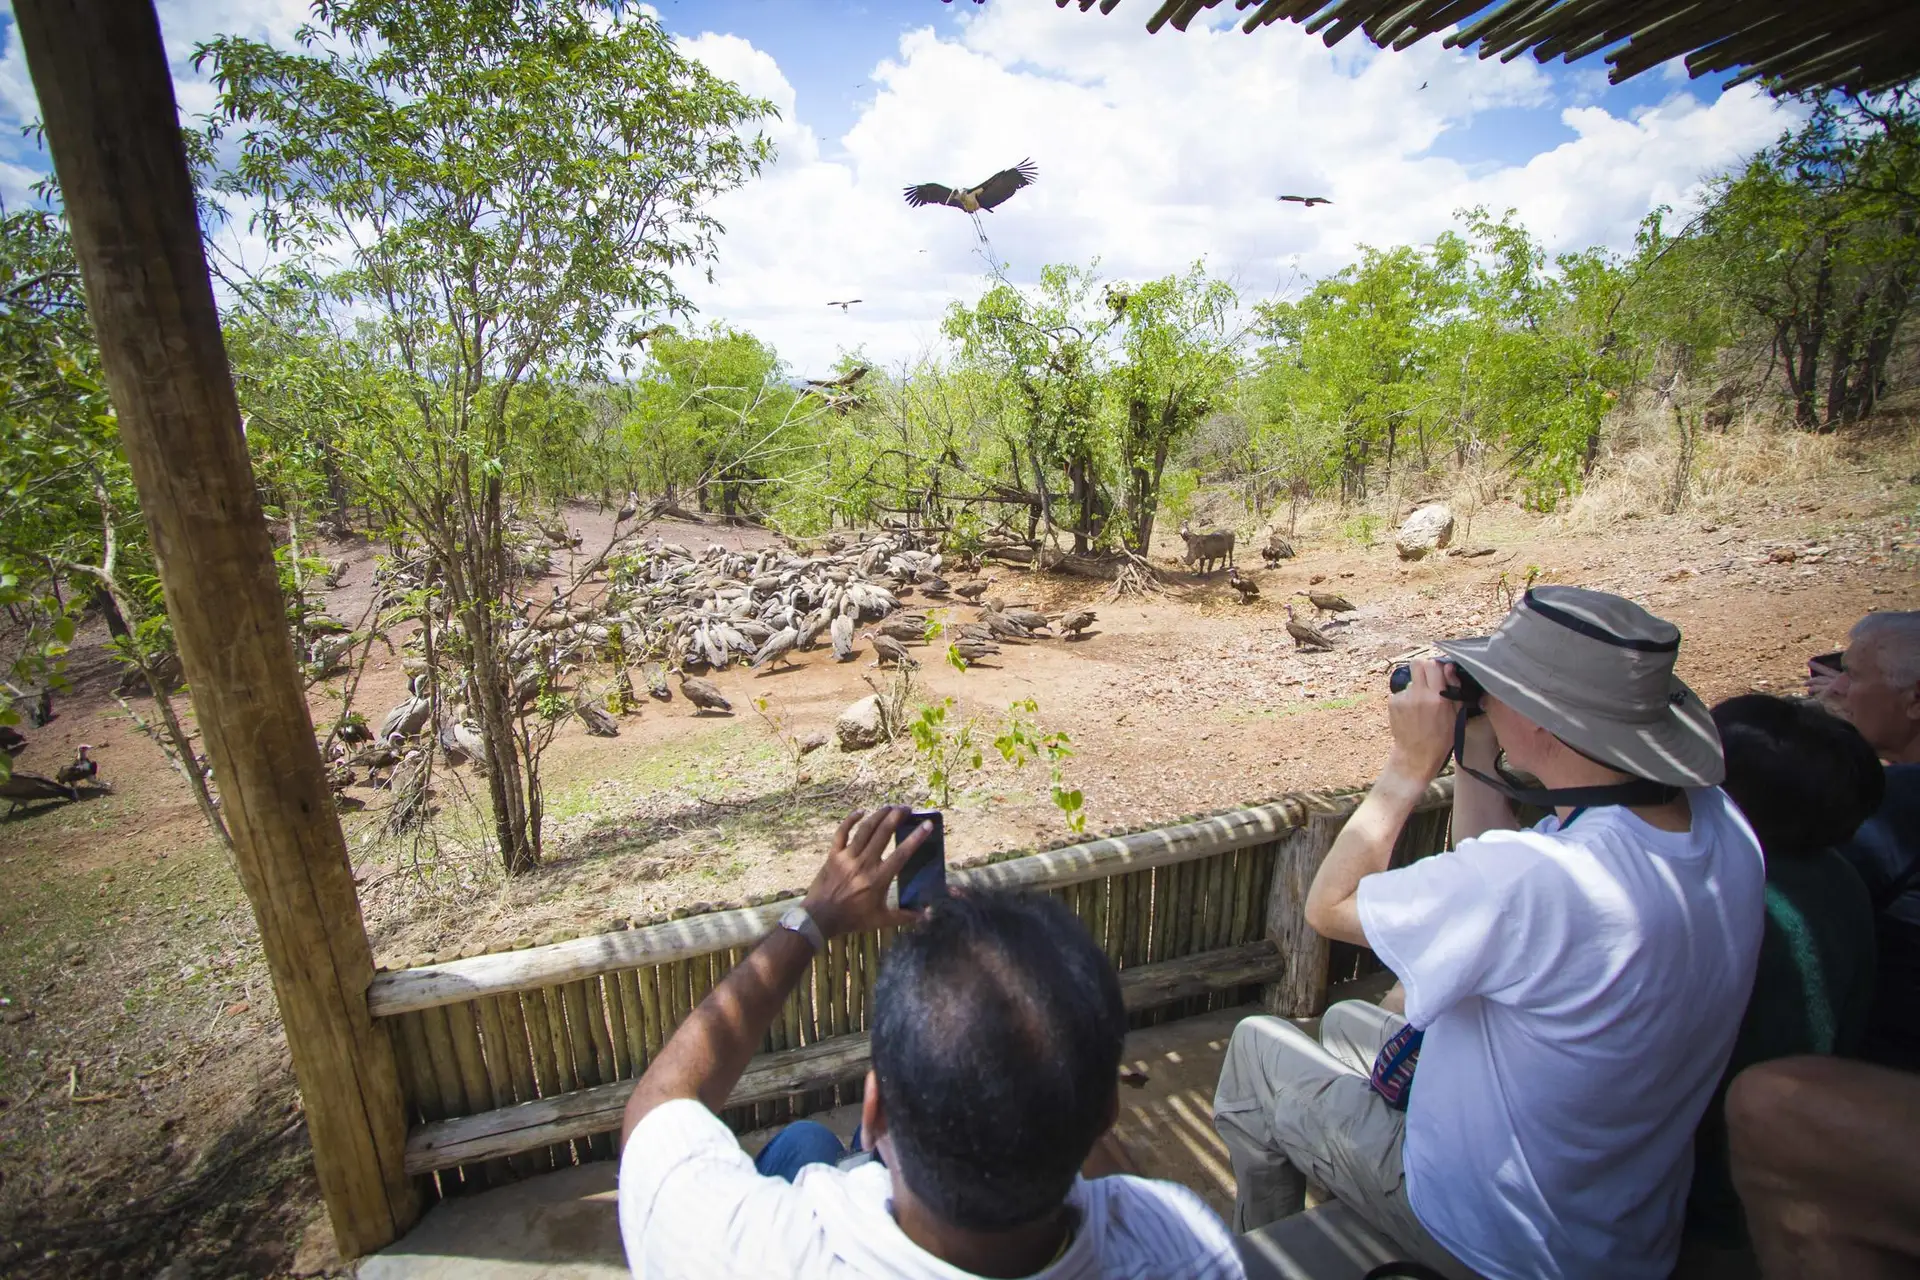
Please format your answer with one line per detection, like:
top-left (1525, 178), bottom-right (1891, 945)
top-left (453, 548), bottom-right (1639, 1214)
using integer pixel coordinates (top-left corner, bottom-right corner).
top-left (13, 0), bottom-right (419, 1256)
top-left (1263, 815), bottom-right (1341, 1018)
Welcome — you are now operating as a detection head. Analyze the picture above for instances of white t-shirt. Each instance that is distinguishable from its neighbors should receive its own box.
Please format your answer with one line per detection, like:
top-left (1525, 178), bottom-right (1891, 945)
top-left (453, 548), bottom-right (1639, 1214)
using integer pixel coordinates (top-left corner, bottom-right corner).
top-left (1356, 789), bottom-right (1765, 1280)
top-left (618, 1097), bottom-right (1246, 1280)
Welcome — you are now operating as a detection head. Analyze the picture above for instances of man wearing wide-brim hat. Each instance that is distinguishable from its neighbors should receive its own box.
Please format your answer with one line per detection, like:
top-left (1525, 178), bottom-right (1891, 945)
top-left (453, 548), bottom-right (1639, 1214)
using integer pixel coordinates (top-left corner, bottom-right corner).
top-left (1213, 586), bottom-right (1765, 1280)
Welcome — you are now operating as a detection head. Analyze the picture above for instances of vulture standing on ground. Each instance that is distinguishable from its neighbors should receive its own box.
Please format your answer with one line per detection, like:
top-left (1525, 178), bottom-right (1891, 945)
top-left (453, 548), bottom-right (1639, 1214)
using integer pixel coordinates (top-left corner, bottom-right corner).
top-left (953, 577), bottom-right (995, 602)
top-left (1285, 604), bottom-right (1337, 651)
top-left (830, 612), bottom-right (857, 662)
top-left (1056, 609), bottom-right (1096, 638)
top-left (56, 745), bottom-right (98, 787)
top-left (904, 160), bottom-right (1038, 216)
top-left (951, 640), bottom-right (1001, 664)
top-left (750, 626), bottom-right (800, 671)
top-left (1308, 590), bottom-right (1356, 619)
top-left (379, 676), bottom-right (433, 741)
top-left (866, 632), bottom-right (919, 668)
top-left (679, 672), bottom-right (733, 715)
top-left (1227, 568), bottom-right (1260, 604)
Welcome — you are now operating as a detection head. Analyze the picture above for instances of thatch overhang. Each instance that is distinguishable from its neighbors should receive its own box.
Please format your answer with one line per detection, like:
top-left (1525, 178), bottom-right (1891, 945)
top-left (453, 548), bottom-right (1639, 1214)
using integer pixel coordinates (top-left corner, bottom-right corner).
top-left (1052, 0), bottom-right (1920, 94)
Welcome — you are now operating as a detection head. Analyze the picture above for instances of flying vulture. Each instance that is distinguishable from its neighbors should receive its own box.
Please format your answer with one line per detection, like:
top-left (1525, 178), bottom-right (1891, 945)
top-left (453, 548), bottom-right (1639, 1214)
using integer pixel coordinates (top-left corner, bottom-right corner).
top-left (904, 159), bottom-right (1038, 215)
top-left (807, 365), bottom-right (871, 391)
top-left (1278, 195), bottom-right (1332, 208)
top-left (827, 299), bottom-right (862, 313)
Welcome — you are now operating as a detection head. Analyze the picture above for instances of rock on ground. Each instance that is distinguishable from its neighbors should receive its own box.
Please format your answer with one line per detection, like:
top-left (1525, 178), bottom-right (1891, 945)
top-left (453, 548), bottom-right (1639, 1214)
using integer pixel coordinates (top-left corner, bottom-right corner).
top-left (835, 696), bottom-right (885, 751)
top-left (1397, 503), bottom-right (1456, 560)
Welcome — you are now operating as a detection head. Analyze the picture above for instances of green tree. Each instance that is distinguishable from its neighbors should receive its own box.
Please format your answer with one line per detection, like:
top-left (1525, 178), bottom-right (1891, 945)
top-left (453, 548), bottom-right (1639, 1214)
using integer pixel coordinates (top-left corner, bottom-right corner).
top-left (0, 209), bottom-right (228, 838)
top-left (1105, 262), bottom-right (1238, 551)
top-left (199, 0), bottom-right (775, 873)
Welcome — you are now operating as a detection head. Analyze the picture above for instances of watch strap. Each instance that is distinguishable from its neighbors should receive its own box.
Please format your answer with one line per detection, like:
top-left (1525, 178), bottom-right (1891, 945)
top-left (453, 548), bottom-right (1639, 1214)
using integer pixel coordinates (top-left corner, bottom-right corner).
top-left (778, 905), bottom-right (826, 954)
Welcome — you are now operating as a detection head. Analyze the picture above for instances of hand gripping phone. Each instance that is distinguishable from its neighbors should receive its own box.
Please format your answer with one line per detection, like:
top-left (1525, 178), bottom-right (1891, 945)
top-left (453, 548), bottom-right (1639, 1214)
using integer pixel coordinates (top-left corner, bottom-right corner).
top-left (894, 809), bottom-right (947, 911)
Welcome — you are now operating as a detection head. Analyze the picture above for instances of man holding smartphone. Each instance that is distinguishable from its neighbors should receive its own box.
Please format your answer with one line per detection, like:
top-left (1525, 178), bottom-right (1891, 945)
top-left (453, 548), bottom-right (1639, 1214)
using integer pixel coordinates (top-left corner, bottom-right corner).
top-left (617, 805), bottom-right (1244, 1280)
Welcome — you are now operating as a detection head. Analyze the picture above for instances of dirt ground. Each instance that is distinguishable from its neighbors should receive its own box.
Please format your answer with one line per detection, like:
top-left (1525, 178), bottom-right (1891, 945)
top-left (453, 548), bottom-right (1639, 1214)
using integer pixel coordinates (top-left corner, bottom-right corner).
top-left (3, 454), bottom-right (1917, 1276)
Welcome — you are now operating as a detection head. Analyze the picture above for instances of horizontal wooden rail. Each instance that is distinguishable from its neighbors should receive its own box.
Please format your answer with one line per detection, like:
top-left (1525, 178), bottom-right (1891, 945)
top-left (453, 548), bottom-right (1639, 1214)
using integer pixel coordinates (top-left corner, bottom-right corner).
top-left (403, 938), bottom-right (1288, 1174)
top-left (371, 779), bottom-right (1454, 1019)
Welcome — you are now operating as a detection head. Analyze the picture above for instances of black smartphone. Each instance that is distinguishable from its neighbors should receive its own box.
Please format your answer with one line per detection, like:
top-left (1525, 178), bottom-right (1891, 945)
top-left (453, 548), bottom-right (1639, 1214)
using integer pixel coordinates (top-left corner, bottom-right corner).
top-left (894, 809), bottom-right (947, 912)
top-left (1809, 651), bottom-right (1844, 674)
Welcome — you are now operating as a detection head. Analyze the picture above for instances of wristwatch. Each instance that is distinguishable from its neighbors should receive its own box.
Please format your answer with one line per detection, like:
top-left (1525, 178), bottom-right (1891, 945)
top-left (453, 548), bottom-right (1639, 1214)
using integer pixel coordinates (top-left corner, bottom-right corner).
top-left (777, 905), bottom-right (826, 955)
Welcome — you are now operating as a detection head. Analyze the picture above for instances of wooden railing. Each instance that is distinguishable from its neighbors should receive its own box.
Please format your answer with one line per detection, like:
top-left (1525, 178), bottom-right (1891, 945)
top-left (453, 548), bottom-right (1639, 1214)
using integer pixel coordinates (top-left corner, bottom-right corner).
top-left (370, 779), bottom-right (1456, 1198)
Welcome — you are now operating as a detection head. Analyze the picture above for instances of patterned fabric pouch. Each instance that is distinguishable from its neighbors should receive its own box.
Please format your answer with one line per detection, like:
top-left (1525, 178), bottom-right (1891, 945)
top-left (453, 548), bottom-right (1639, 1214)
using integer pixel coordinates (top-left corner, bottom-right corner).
top-left (1367, 1022), bottom-right (1424, 1111)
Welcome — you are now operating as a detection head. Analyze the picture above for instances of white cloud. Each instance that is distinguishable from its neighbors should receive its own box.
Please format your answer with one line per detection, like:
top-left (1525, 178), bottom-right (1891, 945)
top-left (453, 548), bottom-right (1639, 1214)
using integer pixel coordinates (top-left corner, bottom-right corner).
top-left (0, 0), bottom-right (1794, 378)
top-left (675, 0), bottom-right (1793, 374)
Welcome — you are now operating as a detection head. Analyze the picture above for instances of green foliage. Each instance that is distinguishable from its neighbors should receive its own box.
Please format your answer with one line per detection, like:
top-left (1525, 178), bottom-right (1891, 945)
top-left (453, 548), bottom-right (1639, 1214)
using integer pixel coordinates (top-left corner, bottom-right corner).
top-left (909, 699), bottom-right (980, 808)
top-left (198, 0), bottom-right (775, 872)
top-left (1340, 512), bottom-right (1382, 544)
top-left (0, 208), bottom-right (145, 711)
top-left (993, 699), bottom-right (1085, 834)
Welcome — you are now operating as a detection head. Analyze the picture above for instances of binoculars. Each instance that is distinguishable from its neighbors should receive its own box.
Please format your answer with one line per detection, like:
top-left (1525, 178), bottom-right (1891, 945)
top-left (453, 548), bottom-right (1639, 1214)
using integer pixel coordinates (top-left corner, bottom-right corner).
top-left (1388, 660), bottom-right (1485, 709)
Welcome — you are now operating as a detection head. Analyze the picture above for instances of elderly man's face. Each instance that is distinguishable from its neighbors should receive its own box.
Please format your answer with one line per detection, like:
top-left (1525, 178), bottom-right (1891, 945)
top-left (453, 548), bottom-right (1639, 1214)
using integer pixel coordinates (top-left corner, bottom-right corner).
top-left (1837, 634), bottom-right (1920, 758)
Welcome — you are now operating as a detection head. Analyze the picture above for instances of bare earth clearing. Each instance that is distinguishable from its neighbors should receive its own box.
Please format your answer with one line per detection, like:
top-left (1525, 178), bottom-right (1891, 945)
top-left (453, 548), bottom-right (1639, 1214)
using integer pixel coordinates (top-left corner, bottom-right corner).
top-left (3, 450), bottom-right (1917, 1276)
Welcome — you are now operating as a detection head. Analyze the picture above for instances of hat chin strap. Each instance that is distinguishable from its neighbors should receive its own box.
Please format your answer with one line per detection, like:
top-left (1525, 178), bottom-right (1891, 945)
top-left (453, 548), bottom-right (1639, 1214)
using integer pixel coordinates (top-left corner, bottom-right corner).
top-left (1451, 707), bottom-right (1680, 810)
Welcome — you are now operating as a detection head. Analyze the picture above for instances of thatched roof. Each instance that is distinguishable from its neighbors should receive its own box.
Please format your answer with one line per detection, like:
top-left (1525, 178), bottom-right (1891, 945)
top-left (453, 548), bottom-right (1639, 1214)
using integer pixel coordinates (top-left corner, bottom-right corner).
top-left (1057, 0), bottom-right (1920, 94)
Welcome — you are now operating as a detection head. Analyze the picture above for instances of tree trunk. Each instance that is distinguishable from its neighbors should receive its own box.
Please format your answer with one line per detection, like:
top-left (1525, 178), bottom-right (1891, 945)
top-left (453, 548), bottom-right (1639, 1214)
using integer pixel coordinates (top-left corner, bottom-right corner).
top-left (17, 0), bottom-right (417, 1254)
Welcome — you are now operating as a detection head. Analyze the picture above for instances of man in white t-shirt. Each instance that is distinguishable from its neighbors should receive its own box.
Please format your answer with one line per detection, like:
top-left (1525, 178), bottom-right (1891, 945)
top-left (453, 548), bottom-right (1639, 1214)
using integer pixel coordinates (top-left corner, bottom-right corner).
top-left (1213, 586), bottom-right (1765, 1280)
top-left (618, 806), bottom-right (1246, 1280)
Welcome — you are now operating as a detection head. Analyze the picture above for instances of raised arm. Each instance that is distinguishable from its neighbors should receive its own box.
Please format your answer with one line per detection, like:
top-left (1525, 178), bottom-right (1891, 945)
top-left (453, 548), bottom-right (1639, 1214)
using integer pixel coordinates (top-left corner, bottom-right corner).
top-left (1304, 659), bottom-right (1458, 946)
top-left (621, 807), bottom-right (925, 1145)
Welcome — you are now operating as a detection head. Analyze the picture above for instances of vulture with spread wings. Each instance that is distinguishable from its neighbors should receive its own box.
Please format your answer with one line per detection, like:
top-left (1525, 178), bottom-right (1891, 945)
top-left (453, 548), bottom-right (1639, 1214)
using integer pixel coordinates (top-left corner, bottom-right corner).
top-left (904, 159), bottom-right (1038, 215)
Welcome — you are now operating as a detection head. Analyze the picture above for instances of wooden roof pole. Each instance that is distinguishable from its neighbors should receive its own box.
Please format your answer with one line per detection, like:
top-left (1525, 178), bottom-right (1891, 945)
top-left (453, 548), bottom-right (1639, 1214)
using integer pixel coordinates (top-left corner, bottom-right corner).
top-left (13, 0), bottom-right (419, 1258)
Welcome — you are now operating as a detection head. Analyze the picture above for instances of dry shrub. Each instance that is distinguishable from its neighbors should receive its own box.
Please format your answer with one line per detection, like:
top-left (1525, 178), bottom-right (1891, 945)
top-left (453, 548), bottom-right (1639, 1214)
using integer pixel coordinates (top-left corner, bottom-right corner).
top-left (1561, 407), bottom-right (1920, 531)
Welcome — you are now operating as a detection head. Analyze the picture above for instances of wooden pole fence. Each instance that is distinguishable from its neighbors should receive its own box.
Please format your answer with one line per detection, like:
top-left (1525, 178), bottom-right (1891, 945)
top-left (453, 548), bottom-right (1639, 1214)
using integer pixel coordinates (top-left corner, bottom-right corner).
top-left (13, 0), bottom-right (418, 1256)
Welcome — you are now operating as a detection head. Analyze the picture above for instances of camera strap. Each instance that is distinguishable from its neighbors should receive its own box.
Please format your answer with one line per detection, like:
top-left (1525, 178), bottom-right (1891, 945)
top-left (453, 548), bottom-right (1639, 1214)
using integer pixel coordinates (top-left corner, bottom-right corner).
top-left (1450, 708), bottom-right (1681, 810)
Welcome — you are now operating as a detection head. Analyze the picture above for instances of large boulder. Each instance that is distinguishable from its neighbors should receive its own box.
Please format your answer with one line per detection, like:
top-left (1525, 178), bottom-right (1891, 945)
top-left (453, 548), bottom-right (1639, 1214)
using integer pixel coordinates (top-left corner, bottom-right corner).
top-left (836, 695), bottom-right (885, 751)
top-left (1396, 503), bottom-right (1456, 560)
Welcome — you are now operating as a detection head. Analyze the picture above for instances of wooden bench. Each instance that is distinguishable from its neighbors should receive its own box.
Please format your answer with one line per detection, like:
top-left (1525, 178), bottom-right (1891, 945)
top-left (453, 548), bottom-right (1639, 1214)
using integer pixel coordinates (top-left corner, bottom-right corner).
top-left (1238, 1202), bottom-right (1403, 1279)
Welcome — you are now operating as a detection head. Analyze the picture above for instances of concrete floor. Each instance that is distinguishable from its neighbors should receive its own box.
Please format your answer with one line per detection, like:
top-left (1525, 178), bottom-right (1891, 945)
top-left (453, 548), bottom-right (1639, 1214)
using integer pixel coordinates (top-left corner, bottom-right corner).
top-left (358, 1006), bottom-right (1259, 1278)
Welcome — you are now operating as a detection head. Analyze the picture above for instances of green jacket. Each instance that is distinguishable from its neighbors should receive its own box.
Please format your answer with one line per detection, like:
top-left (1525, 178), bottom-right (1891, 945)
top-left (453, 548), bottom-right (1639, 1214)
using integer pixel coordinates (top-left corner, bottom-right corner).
top-left (1688, 848), bottom-right (1877, 1247)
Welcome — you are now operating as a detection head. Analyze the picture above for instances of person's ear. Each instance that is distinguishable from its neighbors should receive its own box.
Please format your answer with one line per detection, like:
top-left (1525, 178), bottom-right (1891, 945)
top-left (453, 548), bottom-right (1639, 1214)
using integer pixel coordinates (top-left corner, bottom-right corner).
top-left (860, 1069), bottom-right (885, 1151)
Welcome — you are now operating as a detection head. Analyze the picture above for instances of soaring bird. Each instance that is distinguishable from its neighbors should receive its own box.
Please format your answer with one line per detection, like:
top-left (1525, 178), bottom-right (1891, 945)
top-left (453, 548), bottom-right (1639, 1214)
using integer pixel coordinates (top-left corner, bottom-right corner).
top-left (56, 744), bottom-right (98, 786)
top-left (904, 160), bottom-right (1037, 215)
top-left (1284, 603), bottom-right (1337, 651)
top-left (826, 299), bottom-right (862, 313)
top-left (1278, 195), bottom-right (1332, 207)
top-left (679, 672), bottom-right (733, 715)
top-left (807, 365), bottom-right (871, 391)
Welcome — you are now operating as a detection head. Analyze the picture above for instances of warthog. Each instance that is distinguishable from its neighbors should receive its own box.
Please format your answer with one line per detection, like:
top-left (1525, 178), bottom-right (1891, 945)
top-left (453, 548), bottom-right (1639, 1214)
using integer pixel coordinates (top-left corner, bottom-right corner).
top-left (1179, 521), bottom-right (1235, 574)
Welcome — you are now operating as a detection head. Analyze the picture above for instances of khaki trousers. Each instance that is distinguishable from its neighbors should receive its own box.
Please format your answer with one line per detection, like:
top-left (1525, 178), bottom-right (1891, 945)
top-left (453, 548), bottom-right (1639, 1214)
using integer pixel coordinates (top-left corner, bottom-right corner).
top-left (1212, 1002), bottom-right (1481, 1280)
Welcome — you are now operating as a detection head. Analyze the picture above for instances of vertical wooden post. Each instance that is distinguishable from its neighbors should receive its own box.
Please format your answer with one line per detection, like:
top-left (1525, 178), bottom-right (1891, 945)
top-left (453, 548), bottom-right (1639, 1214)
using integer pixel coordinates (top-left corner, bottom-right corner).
top-left (13, 0), bottom-right (418, 1256)
top-left (1263, 815), bottom-right (1341, 1018)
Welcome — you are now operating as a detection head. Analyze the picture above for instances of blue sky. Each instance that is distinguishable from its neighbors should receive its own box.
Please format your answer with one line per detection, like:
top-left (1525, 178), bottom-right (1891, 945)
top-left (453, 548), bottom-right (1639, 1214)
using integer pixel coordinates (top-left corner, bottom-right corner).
top-left (0, 0), bottom-right (1797, 372)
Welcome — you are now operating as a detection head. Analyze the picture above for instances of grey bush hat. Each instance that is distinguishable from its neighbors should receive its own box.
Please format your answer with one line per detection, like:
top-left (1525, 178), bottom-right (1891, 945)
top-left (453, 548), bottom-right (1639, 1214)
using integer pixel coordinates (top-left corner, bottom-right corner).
top-left (1436, 585), bottom-right (1724, 787)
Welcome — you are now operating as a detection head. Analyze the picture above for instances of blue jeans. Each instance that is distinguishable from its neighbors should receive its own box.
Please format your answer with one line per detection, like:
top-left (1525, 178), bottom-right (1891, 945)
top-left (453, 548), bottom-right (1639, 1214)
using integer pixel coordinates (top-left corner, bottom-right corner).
top-left (753, 1120), bottom-right (847, 1182)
